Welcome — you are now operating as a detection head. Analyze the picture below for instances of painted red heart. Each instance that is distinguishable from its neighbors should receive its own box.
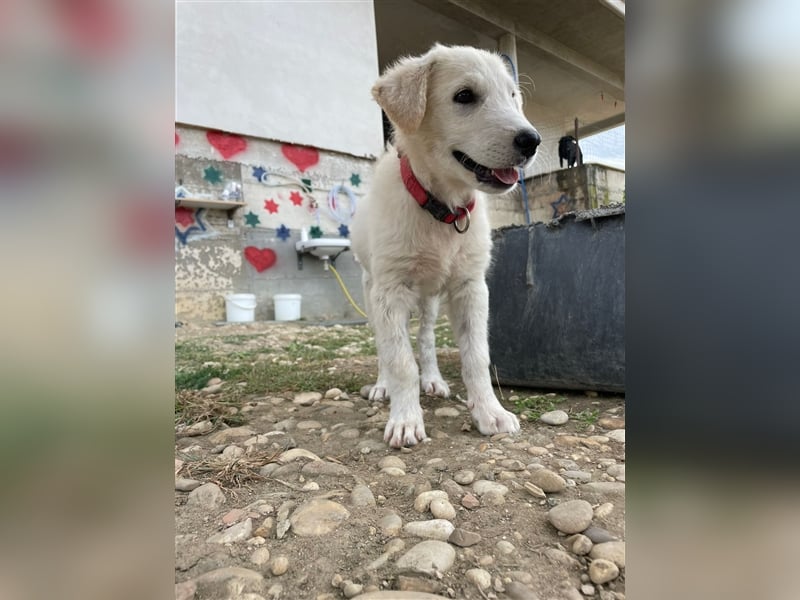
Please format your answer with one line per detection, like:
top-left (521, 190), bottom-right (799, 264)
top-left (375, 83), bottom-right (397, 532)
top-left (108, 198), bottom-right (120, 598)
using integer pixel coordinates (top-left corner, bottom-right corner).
top-left (244, 247), bottom-right (277, 272)
top-left (207, 130), bottom-right (247, 159)
top-left (281, 144), bottom-right (319, 172)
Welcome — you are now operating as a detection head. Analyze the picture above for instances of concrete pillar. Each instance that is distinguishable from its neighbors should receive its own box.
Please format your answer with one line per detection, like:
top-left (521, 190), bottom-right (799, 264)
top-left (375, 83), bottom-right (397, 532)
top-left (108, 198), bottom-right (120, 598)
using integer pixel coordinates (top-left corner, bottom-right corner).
top-left (498, 33), bottom-right (518, 81)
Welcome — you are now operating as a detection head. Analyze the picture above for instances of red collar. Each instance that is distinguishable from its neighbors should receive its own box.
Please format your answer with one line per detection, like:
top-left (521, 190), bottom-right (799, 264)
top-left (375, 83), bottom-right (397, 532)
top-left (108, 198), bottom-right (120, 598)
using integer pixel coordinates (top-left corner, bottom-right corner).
top-left (400, 155), bottom-right (475, 233)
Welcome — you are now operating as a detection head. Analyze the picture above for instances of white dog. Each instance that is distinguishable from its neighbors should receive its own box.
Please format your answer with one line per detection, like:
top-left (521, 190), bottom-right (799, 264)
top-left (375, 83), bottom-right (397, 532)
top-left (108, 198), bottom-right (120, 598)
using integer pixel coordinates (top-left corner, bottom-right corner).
top-left (350, 45), bottom-right (541, 447)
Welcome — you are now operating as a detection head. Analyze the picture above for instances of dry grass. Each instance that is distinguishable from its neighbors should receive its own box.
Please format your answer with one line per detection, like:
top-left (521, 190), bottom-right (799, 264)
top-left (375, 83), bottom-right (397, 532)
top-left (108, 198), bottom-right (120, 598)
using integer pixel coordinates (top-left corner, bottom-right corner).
top-left (179, 449), bottom-right (282, 490)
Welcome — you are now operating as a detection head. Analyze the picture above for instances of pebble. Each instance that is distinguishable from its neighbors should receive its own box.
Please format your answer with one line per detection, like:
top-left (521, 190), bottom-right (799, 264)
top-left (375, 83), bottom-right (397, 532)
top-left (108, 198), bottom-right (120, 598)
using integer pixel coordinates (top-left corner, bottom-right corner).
top-left (207, 426), bottom-right (258, 445)
top-left (581, 482), bottom-right (626, 500)
top-left (606, 464), bottom-right (625, 481)
top-left (472, 480), bottom-right (508, 497)
top-left (381, 467), bottom-right (406, 477)
top-left (562, 470), bottom-right (592, 483)
top-left (350, 484), bottom-right (377, 508)
top-left (403, 519), bottom-right (455, 541)
top-left (461, 493), bottom-right (480, 509)
top-left (207, 518), bottom-right (253, 544)
top-left (184, 420), bottom-right (213, 436)
top-left (500, 459), bottom-right (526, 471)
top-left (540, 410), bottom-right (569, 425)
top-left (378, 456), bottom-right (406, 470)
top-left (378, 513), bottom-right (402, 537)
top-left (278, 448), bottom-right (322, 465)
top-left (589, 558), bottom-right (619, 584)
top-left (570, 534), bottom-right (593, 555)
top-left (296, 420), bottom-right (323, 430)
top-left (413, 490), bottom-right (449, 512)
top-left (495, 540), bottom-right (516, 555)
top-left (581, 583), bottom-right (597, 596)
top-left (528, 469), bottom-right (567, 493)
top-left (270, 555), bottom-right (289, 576)
top-left (395, 540), bottom-right (456, 575)
top-left (221, 445), bottom-right (245, 460)
top-left (583, 526), bottom-right (618, 544)
top-left (504, 581), bottom-right (540, 600)
top-left (429, 498), bottom-right (456, 520)
top-left (293, 391), bottom-right (322, 406)
top-left (324, 387), bottom-right (343, 399)
top-left (526, 446), bottom-right (549, 456)
top-left (175, 581), bottom-right (195, 600)
top-left (606, 429), bottom-right (625, 443)
top-left (175, 478), bottom-right (202, 492)
top-left (200, 383), bottom-right (223, 395)
top-left (191, 567), bottom-right (264, 595)
top-left (434, 407), bottom-right (460, 417)
top-left (448, 528), bottom-right (481, 547)
top-left (554, 458), bottom-right (580, 470)
top-left (343, 582), bottom-right (364, 598)
top-left (589, 541), bottom-right (626, 568)
top-left (301, 461), bottom-right (350, 476)
top-left (187, 483), bottom-right (226, 509)
top-left (359, 385), bottom-right (372, 399)
top-left (597, 417), bottom-right (625, 429)
top-left (547, 499), bottom-right (594, 534)
top-left (440, 479), bottom-right (463, 500)
top-left (482, 490), bottom-right (506, 506)
top-left (221, 508), bottom-right (246, 525)
top-left (289, 499), bottom-right (350, 536)
top-left (465, 568), bottom-right (491, 590)
top-left (594, 502), bottom-right (614, 519)
top-left (453, 470), bottom-right (475, 485)
top-left (339, 428), bottom-right (361, 439)
top-left (544, 548), bottom-right (581, 568)
top-left (250, 547), bottom-right (270, 566)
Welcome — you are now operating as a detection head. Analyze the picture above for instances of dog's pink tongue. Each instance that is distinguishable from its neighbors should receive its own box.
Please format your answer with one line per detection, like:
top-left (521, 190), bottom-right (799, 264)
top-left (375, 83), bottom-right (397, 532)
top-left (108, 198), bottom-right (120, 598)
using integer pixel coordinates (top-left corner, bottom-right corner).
top-left (492, 168), bottom-right (519, 185)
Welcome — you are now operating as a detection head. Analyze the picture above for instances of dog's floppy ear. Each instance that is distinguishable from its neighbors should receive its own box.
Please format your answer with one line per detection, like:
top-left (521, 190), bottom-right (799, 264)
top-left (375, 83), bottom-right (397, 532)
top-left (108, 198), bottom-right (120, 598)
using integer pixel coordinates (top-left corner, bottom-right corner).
top-left (372, 54), bottom-right (434, 133)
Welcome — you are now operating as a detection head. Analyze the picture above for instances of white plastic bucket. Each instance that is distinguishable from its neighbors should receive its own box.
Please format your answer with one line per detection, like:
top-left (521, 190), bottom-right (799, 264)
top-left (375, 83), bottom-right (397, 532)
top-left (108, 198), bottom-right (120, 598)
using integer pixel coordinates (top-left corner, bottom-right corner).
top-left (274, 293), bottom-right (301, 321)
top-left (225, 293), bottom-right (256, 323)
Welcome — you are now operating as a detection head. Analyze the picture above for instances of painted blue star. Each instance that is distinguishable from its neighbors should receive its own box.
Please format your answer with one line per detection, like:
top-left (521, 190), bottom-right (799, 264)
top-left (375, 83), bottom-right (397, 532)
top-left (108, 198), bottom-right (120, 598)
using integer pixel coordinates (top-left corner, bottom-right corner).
top-left (252, 166), bottom-right (268, 183)
top-left (338, 224), bottom-right (350, 238)
top-left (276, 224), bottom-right (291, 241)
top-left (349, 173), bottom-right (361, 187)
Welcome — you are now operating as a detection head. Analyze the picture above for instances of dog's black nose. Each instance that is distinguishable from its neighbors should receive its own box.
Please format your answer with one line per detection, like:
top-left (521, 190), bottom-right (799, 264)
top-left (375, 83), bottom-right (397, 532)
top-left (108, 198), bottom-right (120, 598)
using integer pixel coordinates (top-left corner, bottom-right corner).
top-left (514, 129), bottom-right (541, 158)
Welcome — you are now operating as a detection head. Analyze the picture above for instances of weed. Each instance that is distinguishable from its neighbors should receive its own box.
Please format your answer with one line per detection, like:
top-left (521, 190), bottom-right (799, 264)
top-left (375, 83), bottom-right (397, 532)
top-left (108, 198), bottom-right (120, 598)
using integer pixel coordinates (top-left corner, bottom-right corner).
top-left (512, 394), bottom-right (566, 420)
top-left (572, 408), bottom-right (599, 430)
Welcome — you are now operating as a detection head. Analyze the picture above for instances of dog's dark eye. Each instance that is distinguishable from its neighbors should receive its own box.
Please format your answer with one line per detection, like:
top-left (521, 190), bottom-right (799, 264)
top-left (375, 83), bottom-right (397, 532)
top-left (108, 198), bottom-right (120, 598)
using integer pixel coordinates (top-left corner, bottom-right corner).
top-left (453, 89), bottom-right (476, 104)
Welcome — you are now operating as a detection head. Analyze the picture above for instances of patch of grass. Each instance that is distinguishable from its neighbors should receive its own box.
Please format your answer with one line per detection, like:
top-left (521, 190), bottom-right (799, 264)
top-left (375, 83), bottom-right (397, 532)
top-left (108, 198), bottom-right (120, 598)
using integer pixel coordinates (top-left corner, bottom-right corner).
top-left (572, 407), bottom-right (600, 430)
top-left (512, 394), bottom-right (566, 420)
top-left (175, 364), bottom-right (243, 391)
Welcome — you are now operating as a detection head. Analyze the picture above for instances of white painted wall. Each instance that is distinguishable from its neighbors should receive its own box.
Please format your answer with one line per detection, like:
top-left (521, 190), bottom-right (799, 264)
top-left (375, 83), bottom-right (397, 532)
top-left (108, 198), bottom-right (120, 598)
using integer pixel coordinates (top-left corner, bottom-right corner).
top-left (176, 1), bottom-right (384, 159)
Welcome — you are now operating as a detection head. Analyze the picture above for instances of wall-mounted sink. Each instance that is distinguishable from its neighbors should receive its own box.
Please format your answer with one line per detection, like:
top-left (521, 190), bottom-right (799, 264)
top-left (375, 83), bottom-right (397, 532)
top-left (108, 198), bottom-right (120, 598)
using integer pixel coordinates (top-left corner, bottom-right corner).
top-left (295, 238), bottom-right (350, 261)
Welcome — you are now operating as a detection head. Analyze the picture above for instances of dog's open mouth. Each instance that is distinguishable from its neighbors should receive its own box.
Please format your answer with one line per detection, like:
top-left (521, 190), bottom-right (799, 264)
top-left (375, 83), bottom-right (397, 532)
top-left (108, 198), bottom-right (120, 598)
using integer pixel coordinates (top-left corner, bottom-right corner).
top-left (452, 151), bottom-right (519, 187)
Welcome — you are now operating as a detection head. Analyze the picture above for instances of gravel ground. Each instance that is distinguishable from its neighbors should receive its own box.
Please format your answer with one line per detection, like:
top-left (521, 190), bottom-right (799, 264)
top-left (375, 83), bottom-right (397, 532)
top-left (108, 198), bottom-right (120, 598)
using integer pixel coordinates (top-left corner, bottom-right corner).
top-left (175, 320), bottom-right (625, 600)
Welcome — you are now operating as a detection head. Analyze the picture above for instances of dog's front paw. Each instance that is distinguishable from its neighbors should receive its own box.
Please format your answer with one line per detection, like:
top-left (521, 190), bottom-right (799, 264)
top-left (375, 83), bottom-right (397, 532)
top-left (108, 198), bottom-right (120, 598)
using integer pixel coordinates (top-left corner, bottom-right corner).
top-left (369, 382), bottom-right (389, 401)
top-left (384, 409), bottom-right (427, 448)
top-left (468, 398), bottom-right (520, 436)
top-left (421, 376), bottom-right (450, 398)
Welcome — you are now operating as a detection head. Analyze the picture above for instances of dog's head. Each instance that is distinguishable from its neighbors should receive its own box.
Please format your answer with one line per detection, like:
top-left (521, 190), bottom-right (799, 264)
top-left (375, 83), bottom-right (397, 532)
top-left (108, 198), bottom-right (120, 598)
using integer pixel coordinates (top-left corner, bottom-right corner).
top-left (373, 44), bottom-right (540, 195)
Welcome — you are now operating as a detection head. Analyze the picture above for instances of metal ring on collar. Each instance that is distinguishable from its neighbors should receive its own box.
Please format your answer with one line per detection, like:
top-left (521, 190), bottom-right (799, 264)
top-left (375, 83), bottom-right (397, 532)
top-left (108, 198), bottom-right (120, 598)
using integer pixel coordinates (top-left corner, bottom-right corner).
top-left (453, 209), bottom-right (470, 234)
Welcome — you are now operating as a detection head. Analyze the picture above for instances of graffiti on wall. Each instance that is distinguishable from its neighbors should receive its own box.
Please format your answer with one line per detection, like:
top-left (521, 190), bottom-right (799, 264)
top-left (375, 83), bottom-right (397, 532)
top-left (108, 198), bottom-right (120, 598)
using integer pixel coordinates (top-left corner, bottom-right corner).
top-left (175, 207), bottom-right (207, 245)
top-left (551, 193), bottom-right (576, 218)
top-left (244, 246), bottom-right (277, 272)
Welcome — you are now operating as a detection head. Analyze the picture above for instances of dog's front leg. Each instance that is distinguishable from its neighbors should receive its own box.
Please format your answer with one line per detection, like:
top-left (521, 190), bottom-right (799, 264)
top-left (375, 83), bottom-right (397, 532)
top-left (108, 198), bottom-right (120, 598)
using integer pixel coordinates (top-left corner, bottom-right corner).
top-left (371, 284), bottom-right (427, 447)
top-left (418, 295), bottom-right (450, 398)
top-left (448, 279), bottom-right (520, 436)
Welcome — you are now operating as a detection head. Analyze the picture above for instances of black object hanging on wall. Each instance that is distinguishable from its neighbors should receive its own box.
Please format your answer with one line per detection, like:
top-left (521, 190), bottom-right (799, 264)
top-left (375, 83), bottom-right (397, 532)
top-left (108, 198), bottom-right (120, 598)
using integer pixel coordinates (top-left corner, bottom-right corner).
top-left (487, 207), bottom-right (625, 393)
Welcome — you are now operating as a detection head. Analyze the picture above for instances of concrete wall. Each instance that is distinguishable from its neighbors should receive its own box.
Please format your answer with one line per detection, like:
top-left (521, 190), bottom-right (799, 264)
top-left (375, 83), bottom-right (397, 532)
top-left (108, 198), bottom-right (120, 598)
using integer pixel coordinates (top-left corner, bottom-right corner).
top-left (510, 163), bottom-right (626, 225)
top-left (176, 1), bottom-right (382, 158)
top-left (175, 125), bottom-right (369, 322)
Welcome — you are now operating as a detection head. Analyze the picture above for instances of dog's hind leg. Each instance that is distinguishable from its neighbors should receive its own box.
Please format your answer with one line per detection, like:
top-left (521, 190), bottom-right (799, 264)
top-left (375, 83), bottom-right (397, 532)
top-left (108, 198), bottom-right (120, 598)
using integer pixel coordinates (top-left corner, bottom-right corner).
top-left (418, 295), bottom-right (450, 398)
top-left (448, 279), bottom-right (520, 436)
top-left (362, 271), bottom-right (389, 401)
